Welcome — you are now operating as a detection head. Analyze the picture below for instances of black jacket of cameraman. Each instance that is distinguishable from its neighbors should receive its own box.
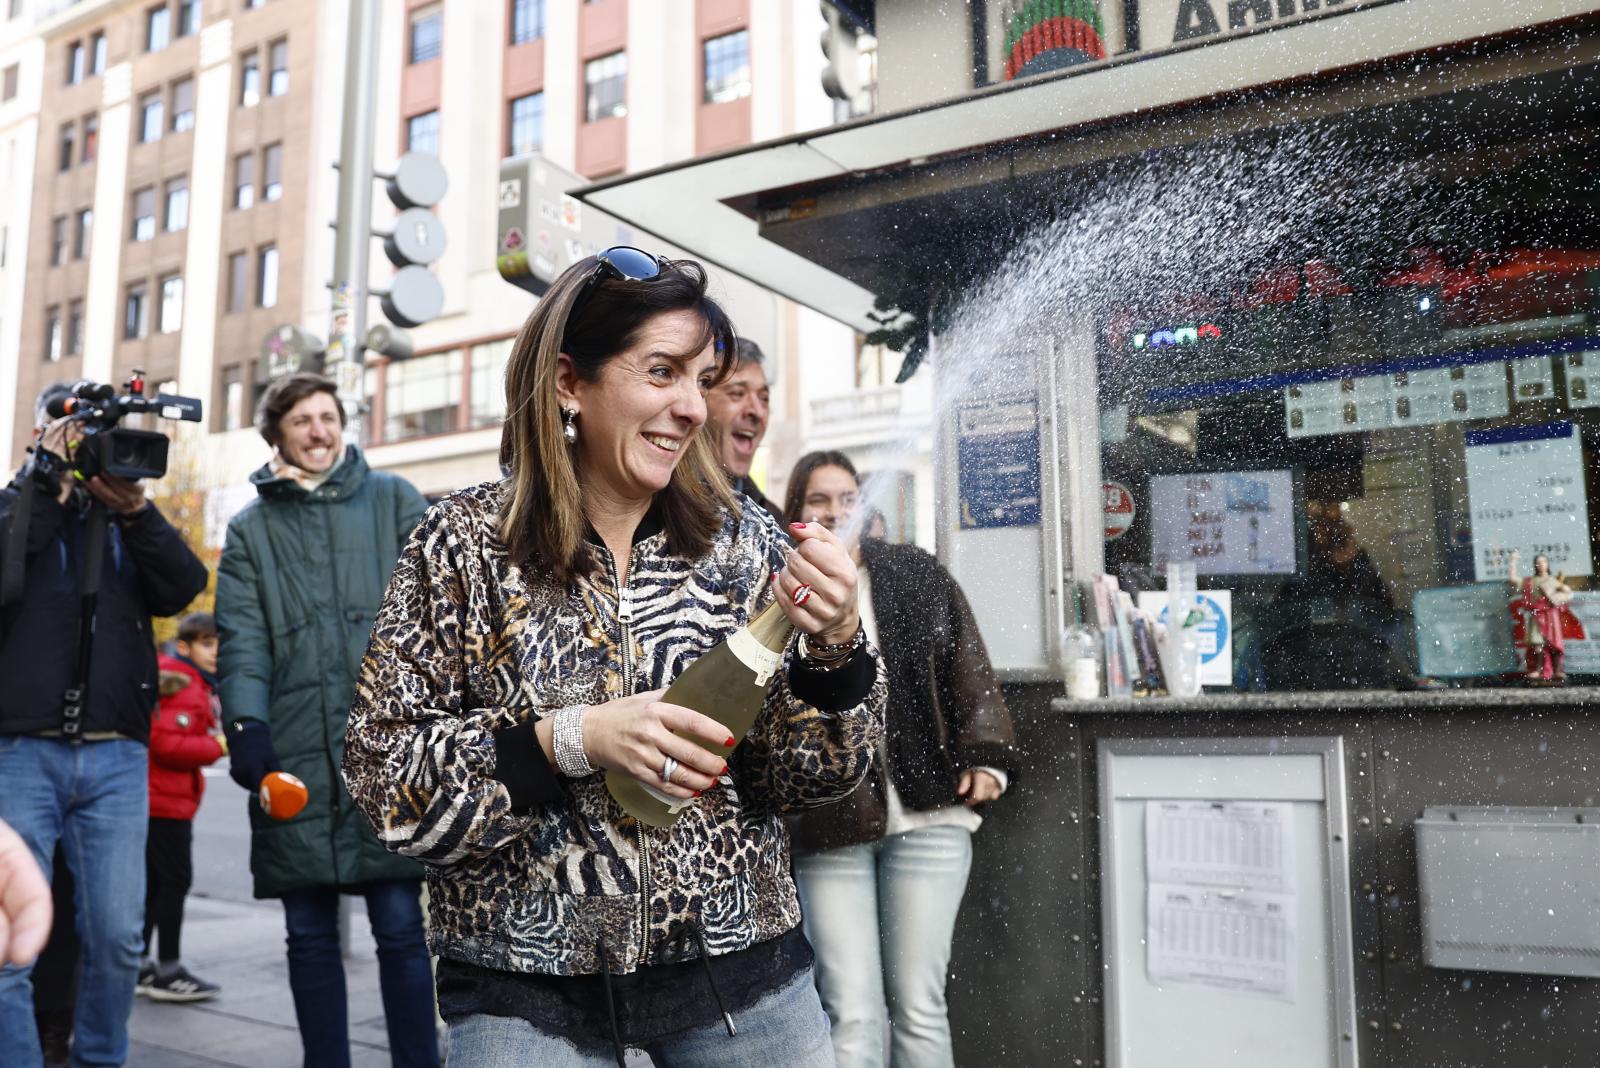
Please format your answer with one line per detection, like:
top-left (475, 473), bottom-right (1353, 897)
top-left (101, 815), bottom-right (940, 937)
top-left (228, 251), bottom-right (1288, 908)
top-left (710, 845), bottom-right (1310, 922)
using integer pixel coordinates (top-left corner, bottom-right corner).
top-left (0, 471), bottom-right (208, 742)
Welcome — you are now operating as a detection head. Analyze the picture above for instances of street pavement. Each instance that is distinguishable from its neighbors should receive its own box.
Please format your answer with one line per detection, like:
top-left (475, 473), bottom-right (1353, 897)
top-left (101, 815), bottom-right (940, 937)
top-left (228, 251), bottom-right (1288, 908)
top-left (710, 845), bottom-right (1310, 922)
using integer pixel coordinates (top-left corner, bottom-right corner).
top-left (125, 762), bottom-right (654, 1067)
top-left (125, 762), bottom-right (408, 1067)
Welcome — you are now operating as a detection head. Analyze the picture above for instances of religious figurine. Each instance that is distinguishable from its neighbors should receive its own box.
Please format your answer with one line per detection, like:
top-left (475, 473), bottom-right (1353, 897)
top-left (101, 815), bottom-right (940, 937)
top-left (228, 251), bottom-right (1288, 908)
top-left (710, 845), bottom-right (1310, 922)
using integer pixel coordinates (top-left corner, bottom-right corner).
top-left (1508, 550), bottom-right (1575, 683)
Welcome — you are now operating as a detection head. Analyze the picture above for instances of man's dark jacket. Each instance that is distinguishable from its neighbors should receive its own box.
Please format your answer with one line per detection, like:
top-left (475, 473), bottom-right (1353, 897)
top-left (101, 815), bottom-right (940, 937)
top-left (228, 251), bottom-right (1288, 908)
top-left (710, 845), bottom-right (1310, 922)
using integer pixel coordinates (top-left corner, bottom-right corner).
top-left (216, 447), bottom-right (427, 898)
top-left (788, 538), bottom-right (1018, 854)
top-left (0, 477), bottom-right (208, 741)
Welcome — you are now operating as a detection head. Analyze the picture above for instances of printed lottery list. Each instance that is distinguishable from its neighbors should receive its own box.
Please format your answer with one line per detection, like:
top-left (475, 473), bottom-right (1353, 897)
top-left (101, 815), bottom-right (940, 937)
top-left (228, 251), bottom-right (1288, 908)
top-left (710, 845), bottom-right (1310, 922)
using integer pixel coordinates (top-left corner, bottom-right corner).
top-left (1144, 801), bottom-right (1298, 1001)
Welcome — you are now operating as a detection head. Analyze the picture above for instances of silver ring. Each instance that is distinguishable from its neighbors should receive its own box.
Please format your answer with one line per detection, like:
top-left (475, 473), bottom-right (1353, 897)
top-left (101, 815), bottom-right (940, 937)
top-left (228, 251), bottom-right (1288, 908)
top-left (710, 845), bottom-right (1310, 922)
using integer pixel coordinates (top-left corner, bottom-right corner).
top-left (660, 756), bottom-right (679, 784)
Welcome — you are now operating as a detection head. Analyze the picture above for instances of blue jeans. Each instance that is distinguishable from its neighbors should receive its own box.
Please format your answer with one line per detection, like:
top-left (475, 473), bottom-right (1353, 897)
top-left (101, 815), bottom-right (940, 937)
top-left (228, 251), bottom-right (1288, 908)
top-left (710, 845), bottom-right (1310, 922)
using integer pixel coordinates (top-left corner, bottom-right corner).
top-left (445, 964), bottom-right (835, 1067)
top-left (280, 880), bottom-right (440, 1068)
top-left (793, 825), bottom-right (974, 1068)
top-left (0, 737), bottom-right (148, 1068)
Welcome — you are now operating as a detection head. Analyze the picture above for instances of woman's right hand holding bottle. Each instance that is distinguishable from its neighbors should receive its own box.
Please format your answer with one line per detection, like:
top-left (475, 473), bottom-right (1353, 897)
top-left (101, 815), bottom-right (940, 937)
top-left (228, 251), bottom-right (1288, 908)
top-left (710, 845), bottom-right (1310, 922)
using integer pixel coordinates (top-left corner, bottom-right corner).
top-left (581, 690), bottom-right (732, 800)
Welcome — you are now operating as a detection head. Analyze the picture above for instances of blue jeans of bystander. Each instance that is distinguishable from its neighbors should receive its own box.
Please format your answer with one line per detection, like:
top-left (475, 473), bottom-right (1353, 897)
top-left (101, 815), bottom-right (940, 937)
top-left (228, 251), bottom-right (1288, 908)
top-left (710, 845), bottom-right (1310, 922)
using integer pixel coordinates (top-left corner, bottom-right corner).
top-left (279, 879), bottom-right (440, 1068)
top-left (793, 824), bottom-right (975, 1068)
top-left (0, 736), bottom-right (149, 1068)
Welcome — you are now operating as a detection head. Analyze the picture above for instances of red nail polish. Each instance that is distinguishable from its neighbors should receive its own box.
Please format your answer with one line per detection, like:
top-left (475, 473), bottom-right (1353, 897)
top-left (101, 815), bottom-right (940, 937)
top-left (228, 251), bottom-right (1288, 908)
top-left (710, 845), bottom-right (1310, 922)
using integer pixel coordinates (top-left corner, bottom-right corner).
top-left (724, 736), bottom-right (736, 748)
top-left (790, 522), bottom-right (806, 531)
top-left (694, 790), bottom-right (702, 798)
top-left (721, 763), bottom-right (729, 775)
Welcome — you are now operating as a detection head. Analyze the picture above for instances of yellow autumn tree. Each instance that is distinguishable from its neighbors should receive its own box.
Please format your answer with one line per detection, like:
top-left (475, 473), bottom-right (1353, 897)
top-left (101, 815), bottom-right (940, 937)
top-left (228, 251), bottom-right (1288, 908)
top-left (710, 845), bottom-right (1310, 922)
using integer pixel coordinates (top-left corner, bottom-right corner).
top-left (148, 425), bottom-right (220, 648)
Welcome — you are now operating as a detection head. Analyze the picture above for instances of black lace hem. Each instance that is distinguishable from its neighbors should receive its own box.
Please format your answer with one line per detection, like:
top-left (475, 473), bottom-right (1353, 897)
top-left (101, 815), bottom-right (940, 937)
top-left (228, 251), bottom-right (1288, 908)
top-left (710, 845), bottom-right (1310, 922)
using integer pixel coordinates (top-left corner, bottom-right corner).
top-left (436, 926), bottom-right (814, 1049)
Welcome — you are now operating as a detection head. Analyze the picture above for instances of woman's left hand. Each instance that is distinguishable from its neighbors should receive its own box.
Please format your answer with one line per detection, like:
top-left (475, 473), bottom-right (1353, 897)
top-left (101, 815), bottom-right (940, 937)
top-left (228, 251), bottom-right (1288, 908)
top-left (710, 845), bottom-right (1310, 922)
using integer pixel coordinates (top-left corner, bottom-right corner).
top-left (775, 522), bottom-right (860, 645)
top-left (957, 770), bottom-right (1003, 807)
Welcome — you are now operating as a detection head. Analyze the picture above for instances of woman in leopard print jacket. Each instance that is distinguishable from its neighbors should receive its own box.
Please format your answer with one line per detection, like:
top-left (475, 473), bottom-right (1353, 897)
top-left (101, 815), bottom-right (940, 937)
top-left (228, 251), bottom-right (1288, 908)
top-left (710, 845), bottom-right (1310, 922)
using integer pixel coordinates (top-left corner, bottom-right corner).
top-left (343, 250), bottom-right (884, 1067)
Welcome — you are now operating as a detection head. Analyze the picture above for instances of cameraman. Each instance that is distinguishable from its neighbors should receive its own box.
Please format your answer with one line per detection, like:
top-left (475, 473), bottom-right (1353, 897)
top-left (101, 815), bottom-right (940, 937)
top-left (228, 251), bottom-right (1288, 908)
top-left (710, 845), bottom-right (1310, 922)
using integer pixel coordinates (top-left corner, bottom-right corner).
top-left (0, 383), bottom-right (207, 1067)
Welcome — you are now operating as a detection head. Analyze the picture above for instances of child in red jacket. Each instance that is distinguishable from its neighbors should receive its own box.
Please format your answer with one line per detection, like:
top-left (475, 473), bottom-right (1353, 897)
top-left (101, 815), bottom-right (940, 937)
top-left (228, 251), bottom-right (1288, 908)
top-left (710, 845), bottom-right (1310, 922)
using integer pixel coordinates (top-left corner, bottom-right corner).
top-left (138, 612), bottom-right (226, 1002)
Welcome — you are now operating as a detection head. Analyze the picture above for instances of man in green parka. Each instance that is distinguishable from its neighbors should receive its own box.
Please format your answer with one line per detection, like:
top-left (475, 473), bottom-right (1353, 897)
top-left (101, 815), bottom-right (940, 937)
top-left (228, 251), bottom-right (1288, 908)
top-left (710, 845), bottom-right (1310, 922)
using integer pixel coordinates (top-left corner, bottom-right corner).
top-left (215, 373), bottom-right (438, 1068)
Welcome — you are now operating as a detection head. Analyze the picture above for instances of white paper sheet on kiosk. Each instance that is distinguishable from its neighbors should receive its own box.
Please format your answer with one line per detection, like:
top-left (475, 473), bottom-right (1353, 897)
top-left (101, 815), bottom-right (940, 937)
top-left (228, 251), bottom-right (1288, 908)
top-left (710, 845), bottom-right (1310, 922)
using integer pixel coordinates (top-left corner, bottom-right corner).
top-left (1145, 800), bottom-right (1298, 1001)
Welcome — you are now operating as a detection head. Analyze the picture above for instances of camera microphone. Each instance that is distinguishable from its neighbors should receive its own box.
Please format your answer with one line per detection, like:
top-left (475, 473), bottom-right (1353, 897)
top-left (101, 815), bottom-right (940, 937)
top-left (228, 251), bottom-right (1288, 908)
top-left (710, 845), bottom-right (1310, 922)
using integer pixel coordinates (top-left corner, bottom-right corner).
top-left (43, 395), bottom-right (79, 419)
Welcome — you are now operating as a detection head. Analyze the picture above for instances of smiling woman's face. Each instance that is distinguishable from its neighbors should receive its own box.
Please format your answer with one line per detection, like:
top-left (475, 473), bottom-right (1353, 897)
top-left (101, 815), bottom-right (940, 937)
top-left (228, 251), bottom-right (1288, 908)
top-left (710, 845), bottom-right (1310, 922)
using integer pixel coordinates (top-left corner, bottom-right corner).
top-left (559, 309), bottom-right (719, 509)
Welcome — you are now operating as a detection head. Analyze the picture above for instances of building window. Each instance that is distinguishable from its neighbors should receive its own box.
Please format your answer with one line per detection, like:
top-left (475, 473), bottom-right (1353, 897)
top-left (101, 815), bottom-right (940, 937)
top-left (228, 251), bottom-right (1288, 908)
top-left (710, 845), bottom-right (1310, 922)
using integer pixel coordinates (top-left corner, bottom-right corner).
top-left (268, 38), bottom-right (288, 96)
top-left (158, 273), bottom-right (183, 333)
top-left (66, 41), bottom-right (85, 85)
top-left (73, 207), bottom-right (91, 258)
top-left (57, 122), bottom-right (74, 171)
top-left (510, 0), bottom-right (543, 44)
top-left (233, 152), bottom-right (254, 208)
top-left (225, 250), bottom-right (247, 312)
top-left (470, 338), bottom-right (513, 427)
top-left (170, 77), bottom-right (194, 132)
top-left (385, 351), bottom-right (460, 441)
top-left (164, 175), bottom-right (188, 231)
top-left (2, 63), bottom-right (18, 101)
top-left (256, 244), bottom-right (277, 307)
top-left (703, 30), bottom-right (751, 104)
top-left (66, 299), bottom-right (83, 356)
top-left (49, 215), bottom-right (66, 265)
top-left (584, 52), bottom-right (627, 122)
top-left (146, 4), bottom-right (171, 52)
top-left (409, 5), bottom-right (442, 64)
top-left (130, 187), bottom-right (156, 241)
top-left (177, 0), bottom-right (201, 37)
top-left (262, 142), bottom-right (282, 201)
top-left (239, 50), bottom-right (260, 106)
top-left (221, 364), bottom-right (244, 429)
top-left (81, 113), bottom-right (97, 163)
top-left (406, 110), bottom-right (438, 155)
top-left (124, 282), bottom-right (149, 339)
top-left (244, 0), bottom-right (265, 8)
top-left (507, 92), bottom-right (542, 158)
top-left (45, 306), bottom-right (61, 362)
top-left (8, 0), bottom-right (21, 20)
top-left (138, 90), bottom-right (163, 143)
top-left (91, 32), bottom-right (107, 75)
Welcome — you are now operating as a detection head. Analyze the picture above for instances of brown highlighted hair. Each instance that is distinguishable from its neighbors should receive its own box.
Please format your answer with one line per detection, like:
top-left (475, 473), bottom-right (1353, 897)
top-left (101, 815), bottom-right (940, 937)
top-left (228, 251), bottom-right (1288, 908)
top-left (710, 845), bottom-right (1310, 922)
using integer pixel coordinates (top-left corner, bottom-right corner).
top-left (783, 450), bottom-right (858, 527)
top-left (498, 254), bottom-right (738, 582)
top-left (255, 373), bottom-right (344, 447)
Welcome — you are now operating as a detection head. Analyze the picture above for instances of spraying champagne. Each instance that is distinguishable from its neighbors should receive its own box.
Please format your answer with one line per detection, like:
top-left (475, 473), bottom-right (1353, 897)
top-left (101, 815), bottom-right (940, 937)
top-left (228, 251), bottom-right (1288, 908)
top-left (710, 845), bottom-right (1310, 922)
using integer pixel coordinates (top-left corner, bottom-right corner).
top-left (607, 600), bottom-right (795, 827)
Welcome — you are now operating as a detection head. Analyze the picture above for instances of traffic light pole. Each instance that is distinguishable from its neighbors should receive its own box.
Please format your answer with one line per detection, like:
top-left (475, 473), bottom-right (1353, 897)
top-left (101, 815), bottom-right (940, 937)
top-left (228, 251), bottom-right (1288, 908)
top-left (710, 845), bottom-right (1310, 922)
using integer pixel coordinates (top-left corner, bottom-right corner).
top-left (329, 0), bottom-right (381, 447)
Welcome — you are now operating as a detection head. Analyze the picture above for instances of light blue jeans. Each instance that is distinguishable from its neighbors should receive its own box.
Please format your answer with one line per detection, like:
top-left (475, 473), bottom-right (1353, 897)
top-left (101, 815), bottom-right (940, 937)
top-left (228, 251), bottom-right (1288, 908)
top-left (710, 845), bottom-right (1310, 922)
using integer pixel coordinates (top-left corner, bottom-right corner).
top-left (444, 965), bottom-right (835, 1067)
top-left (793, 825), bottom-right (974, 1068)
top-left (0, 736), bottom-right (148, 1068)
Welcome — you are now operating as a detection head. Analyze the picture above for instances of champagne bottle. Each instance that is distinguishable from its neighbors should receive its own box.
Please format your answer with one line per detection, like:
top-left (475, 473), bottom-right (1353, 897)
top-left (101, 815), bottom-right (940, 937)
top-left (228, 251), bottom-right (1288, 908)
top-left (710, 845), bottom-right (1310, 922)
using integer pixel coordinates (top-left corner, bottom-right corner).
top-left (607, 599), bottom-right (794, 827)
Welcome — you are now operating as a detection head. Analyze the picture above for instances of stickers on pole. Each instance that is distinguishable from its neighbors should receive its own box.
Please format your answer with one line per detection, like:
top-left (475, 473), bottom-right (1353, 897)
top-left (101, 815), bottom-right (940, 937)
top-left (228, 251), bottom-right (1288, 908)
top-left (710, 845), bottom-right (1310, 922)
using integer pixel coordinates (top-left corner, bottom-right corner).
top-left (1104, 481), bottom-right (1136, 541)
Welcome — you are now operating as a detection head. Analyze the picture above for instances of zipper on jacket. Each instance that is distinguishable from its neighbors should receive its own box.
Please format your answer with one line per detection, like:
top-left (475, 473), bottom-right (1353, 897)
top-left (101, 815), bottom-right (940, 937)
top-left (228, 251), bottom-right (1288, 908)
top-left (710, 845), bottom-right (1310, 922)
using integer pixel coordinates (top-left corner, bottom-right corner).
top-left (608, 553), bottom-right (652, 966)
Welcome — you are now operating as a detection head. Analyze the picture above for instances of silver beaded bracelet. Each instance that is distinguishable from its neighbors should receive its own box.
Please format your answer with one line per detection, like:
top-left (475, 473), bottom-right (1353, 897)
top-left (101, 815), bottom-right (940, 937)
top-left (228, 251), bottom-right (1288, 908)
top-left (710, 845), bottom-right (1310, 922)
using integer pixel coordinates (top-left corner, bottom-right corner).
top-left (553, 706), bottom-right (595, 778)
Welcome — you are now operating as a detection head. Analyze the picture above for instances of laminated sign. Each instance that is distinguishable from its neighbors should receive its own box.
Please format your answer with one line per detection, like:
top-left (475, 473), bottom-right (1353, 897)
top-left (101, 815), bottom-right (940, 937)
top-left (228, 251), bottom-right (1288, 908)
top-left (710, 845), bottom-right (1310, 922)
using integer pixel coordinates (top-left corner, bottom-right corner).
top-left (1466, 422), bottom-right (1592, 581)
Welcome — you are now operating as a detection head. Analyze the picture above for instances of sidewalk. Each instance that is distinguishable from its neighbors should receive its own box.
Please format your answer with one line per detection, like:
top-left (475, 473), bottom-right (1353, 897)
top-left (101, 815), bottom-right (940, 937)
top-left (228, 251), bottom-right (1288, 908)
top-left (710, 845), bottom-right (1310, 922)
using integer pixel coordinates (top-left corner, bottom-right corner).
top-left (126, 893), bottom-right (399, 1068)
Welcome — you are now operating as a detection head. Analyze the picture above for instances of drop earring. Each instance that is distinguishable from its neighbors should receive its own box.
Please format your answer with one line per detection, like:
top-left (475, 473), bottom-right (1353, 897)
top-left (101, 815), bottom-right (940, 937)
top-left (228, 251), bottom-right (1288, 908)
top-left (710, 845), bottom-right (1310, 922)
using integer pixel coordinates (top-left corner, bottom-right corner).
top-left (561, 408), bottom-right (578, 445)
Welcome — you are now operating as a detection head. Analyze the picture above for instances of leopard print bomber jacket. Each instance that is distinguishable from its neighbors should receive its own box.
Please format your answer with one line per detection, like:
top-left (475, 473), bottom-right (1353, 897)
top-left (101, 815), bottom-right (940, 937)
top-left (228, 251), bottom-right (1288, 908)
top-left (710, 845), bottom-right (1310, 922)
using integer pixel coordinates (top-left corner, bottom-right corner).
top-left (342, 481), bottom-right (885, 977)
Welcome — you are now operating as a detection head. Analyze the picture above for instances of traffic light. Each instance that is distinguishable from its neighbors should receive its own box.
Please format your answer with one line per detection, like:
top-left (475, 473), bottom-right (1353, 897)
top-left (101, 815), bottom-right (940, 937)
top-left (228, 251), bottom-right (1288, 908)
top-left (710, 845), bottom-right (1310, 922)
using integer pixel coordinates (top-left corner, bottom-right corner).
top-left (376, 152), bottom-right (448, 330)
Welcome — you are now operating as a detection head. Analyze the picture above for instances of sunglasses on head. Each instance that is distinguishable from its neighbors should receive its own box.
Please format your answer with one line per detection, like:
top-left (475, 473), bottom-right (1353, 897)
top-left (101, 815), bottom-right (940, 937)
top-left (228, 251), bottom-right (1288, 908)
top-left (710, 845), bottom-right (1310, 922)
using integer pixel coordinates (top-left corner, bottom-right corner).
top-left (573, 246), bottom-right (671, 311)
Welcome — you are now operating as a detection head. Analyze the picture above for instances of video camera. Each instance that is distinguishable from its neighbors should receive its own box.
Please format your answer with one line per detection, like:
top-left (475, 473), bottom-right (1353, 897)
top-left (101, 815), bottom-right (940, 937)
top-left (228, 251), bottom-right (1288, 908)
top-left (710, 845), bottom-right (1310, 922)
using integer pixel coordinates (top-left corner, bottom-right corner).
top-left (44, 371), bottom-right (203, 481)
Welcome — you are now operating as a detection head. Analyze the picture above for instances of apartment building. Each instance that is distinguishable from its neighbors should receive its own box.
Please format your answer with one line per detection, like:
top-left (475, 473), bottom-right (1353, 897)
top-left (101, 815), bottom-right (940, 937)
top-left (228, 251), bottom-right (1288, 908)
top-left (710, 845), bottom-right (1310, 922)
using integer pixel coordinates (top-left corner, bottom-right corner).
top-left (5, 0), bottom-right (318, 480)
top-left (0, 2), bottom-right (45, 464)
top-left (3, 0), bottom-right (860, 530)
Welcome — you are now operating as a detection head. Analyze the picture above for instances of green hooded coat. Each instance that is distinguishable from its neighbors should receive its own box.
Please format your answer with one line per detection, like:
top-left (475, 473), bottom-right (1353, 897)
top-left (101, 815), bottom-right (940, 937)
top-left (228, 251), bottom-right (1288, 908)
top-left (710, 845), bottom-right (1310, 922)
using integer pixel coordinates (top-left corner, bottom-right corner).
top-left (216, 446), bottom-right (428, 898)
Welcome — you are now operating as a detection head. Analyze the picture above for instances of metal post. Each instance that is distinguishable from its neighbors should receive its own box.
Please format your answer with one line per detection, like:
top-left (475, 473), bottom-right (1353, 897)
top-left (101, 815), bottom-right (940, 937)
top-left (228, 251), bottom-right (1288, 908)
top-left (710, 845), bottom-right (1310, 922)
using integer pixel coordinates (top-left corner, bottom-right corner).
top-left (331, 0), bottom-right (380, 955)
top-left (328, 0), bottom-right (382, 446)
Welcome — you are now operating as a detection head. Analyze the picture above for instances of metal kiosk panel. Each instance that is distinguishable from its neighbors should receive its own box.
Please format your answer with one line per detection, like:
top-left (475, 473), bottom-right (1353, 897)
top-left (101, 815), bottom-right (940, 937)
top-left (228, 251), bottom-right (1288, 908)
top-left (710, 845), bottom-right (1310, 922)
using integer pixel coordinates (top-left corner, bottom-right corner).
top-left (1098, 737), bottom-right (1358, 1068)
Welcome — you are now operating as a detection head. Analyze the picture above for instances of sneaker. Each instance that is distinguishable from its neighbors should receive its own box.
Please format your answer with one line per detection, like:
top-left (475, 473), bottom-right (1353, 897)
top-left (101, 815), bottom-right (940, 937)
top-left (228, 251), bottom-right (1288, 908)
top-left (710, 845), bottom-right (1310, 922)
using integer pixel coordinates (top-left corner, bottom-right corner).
top-left (135, 961), bottom-right (156, 996)
top-left (142, 965), bottom-right (220, 1003)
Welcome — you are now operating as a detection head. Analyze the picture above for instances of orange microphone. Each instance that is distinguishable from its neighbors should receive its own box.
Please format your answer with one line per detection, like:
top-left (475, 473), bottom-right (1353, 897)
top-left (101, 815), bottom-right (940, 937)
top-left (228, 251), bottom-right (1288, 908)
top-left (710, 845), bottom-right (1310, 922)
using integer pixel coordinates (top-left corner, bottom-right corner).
top-left (259, 771), bottom-right (309, 820)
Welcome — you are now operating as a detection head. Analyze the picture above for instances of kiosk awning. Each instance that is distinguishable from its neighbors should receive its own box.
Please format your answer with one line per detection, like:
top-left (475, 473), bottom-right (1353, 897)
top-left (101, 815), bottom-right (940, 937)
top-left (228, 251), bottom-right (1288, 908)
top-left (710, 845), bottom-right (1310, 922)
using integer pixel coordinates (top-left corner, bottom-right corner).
top-left (575, 0), bottom-right (1600, 332)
